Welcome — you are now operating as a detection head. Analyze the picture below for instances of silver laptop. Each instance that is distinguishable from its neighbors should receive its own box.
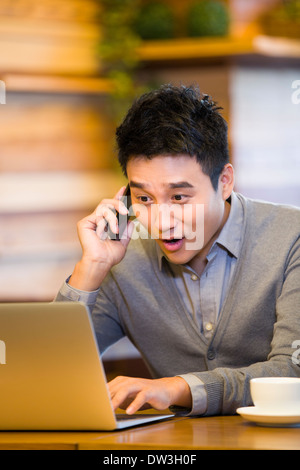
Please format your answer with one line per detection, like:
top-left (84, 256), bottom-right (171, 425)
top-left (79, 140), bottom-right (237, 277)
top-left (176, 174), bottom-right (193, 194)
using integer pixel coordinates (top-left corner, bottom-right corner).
top-left (0, 302), bottom-right (173, 430)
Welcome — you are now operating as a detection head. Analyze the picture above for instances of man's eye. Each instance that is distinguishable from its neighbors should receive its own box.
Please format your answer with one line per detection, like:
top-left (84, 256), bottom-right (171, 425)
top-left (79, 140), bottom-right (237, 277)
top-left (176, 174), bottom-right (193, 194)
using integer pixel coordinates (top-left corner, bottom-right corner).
top-left (173, 194), bottom-right (184, 201)
top-left (139, 196), bottom-right (150, 203)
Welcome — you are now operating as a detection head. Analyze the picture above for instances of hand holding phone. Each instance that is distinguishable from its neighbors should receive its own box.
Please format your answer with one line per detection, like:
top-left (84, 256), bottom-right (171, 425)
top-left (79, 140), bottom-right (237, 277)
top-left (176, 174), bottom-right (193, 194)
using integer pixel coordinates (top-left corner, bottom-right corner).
top-left (68, 185), bottom-right (134, 292)
top-left (107, 184), bottom-right (133, 241)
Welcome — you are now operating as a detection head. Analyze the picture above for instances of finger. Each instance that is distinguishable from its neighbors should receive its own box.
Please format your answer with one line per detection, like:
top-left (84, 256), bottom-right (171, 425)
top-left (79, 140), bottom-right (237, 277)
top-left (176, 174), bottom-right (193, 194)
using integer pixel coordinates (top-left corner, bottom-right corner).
top-left (108, 376), bottom-right (143, 411)
top-left (107, 376), bottom-right (125, 396)
top-left (95, 206), bottom-right (119, 236)
top-left (110, 387), bottom-right (137, 412)
top-left (107, 376), bottom-right (130, 400)
top-left (95, 199), bottom-right (128, 216)
top-left (108, 375), bottom-right (139, 397)
top-left (95, 202), bottom-right (114, 218)
top-left (95, 217), bottom-right (109, 239)
top-left (119, 220), bottom-right (135, 246)
top-left (126, 391), bottom-right (149, 415)
top-left (114, 185), bottom-right (127, 200)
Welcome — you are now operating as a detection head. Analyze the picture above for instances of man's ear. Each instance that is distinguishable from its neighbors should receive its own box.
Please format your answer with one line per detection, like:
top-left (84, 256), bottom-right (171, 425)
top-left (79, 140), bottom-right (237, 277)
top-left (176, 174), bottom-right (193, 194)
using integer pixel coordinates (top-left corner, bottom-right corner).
top-left (219, 164), bottom-right (235, 200)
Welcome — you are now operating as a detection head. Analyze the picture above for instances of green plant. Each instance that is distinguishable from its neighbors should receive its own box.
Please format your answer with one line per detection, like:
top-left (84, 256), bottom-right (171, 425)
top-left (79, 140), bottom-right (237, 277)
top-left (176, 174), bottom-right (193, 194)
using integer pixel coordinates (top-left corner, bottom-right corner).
top-left (133, 1), bottom-right (175, 40)
top-left (260, 0), bottom-right (300, 38)
top-left (276, 0), bottom-right (300, 20)
top-left (186, 0), bottom-right (230, 37)
top-left (98, 0), bottom-right (144, 123)
top-left (264, 0), bottom-right (300, 22)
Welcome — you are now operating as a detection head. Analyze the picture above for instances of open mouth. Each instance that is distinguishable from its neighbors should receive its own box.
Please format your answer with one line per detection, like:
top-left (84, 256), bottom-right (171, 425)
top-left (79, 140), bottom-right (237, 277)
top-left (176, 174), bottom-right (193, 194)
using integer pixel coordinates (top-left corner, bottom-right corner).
top-left (161, 237), bottom-right (185, 252)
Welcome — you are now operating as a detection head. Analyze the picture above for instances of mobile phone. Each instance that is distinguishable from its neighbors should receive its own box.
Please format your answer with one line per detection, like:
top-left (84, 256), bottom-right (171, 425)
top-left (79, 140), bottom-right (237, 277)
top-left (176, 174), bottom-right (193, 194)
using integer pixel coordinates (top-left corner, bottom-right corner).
top-left (107, 184), bottom-right (132, 241)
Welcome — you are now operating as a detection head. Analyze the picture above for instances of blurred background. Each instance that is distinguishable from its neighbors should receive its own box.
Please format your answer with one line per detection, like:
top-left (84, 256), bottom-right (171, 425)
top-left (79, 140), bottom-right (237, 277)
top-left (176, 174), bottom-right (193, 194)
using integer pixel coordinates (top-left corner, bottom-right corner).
top-left (0, 0), bottom-right (299, 372)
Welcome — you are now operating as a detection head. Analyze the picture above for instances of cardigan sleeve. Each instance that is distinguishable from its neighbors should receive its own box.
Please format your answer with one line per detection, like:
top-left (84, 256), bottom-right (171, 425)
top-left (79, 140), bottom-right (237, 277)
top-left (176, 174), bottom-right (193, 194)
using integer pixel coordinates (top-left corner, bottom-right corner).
top-left (55, 277), bottom-right (99, 309)
top-left (193, 235), bottom-right (300, 416)
top-left (55, 277), bottom-right (125, 355)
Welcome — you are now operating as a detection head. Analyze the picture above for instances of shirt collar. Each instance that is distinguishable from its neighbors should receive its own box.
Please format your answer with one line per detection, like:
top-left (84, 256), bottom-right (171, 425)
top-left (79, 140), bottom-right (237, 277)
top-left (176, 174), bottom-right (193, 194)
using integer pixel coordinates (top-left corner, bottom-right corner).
top-left (156, 191), bottom-right (243, 271)
top-left (213, 191), bottom-right (243, 259)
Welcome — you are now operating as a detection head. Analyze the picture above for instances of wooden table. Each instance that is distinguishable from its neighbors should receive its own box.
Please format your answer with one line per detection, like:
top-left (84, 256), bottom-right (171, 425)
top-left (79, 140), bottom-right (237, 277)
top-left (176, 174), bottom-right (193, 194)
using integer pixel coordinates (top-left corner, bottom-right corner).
top-left (0, 415), bottom-right (300, 450)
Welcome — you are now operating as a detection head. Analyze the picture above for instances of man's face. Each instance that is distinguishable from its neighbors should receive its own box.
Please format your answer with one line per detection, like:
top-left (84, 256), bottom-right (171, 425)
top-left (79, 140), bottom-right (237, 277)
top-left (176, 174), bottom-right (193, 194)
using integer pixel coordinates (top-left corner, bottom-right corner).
top-left (126, 154), bottom-right (232, 265)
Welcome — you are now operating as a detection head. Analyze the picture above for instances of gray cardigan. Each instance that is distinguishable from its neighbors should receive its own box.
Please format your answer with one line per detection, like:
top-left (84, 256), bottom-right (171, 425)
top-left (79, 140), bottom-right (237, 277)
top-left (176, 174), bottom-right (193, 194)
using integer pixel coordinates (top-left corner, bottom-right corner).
top-left (56, 193), bottom-right (300, 416)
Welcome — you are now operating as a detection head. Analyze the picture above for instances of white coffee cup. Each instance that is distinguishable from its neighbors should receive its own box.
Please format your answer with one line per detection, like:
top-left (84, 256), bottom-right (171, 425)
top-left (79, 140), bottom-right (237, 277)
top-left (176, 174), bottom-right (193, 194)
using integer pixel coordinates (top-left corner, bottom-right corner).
top-left (250, 377), bottom-right (300, 414)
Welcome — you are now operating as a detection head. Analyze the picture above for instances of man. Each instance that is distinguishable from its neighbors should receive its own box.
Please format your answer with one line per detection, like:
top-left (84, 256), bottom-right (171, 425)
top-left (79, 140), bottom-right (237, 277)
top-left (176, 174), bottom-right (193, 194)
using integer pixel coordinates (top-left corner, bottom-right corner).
top-left (56, 84), bottom-right (300, 416)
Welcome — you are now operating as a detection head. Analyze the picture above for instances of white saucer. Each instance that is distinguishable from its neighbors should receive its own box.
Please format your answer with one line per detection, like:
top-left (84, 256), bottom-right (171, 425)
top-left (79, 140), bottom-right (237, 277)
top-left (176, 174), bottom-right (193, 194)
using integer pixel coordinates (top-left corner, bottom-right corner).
top-left (236, 406), bottom-right (300, 427)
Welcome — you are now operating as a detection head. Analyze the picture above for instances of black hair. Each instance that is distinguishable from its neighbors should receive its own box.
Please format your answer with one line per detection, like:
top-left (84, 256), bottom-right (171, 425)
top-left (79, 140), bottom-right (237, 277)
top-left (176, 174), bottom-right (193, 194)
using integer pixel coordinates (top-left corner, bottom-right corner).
top-left (116, 84), bottom-right (229, 191)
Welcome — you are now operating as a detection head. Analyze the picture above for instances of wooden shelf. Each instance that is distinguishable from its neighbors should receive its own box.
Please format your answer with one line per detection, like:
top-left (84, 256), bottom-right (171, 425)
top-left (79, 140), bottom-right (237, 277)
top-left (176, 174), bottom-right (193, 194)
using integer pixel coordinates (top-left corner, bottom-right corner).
top-left (137, 35), bottom-right (300, 63)
top-left (253, 35), bottom-right (300, 58)
top-left (2, 74), bottom-right (113, 94)
top-left (3, 34), bottom-right (300, 95)
top-left (137, 35), bottom-right (256, 62)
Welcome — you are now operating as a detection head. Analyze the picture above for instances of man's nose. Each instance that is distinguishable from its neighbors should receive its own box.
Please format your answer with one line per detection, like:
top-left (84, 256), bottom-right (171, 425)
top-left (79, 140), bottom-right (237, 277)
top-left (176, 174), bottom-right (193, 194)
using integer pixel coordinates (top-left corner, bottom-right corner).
top-left (152, 204), bottom-right (178, 237)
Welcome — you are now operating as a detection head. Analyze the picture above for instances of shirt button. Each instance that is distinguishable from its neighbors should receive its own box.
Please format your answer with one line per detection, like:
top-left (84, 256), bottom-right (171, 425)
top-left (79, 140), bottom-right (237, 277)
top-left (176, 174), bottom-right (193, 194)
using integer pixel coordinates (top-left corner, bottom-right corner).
top-left (207, 348), bottom-right (216, 360)
top-left (191, 274), bottom-right (198, 281)
top-left (205, 322), bottom-right (214, 332)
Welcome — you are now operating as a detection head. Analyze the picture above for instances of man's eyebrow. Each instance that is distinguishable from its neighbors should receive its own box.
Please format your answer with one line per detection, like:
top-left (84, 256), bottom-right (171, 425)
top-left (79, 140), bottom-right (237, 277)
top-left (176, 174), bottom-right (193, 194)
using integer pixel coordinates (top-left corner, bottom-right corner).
top-left (129, 180), bottom-right (195, 189)
top-left (168, 181), bottom-right (195, 189)
top-left (129, 181), bottom-right (149, 189)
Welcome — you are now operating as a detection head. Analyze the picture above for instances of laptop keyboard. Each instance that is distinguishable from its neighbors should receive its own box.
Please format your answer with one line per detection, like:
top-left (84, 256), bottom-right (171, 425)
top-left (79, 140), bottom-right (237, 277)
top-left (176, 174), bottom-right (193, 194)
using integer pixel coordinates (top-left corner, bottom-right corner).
top-left (116, 413), bottom-right (169, 421)
top-left (116, 414), bottom-right (146, 421)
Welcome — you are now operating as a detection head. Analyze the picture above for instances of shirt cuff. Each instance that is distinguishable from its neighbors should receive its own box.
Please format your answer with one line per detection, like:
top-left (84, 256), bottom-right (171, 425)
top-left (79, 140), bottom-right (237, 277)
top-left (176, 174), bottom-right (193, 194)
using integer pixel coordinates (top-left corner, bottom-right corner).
top-left (177, 373), bottom-right (208, 416)
top-left (55, 276), bottom-right (100, 307)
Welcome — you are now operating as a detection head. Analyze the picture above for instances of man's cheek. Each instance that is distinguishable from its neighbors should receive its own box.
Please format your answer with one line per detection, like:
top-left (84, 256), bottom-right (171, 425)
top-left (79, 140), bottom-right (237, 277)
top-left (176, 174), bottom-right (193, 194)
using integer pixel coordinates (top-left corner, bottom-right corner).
top-left (183, 204), bottom-right (205, 250)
